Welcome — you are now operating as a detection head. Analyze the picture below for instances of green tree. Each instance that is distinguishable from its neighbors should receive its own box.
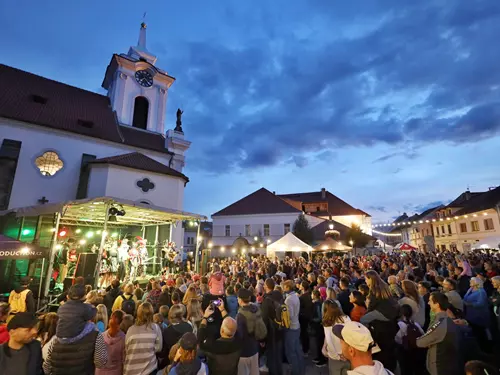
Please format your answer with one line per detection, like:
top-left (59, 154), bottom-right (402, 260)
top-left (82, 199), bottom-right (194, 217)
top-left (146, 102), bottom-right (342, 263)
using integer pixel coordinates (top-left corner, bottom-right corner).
top-left (346, 223), bottom-right (370, 249)
top-left (293, 214), bottom-right (314, 244)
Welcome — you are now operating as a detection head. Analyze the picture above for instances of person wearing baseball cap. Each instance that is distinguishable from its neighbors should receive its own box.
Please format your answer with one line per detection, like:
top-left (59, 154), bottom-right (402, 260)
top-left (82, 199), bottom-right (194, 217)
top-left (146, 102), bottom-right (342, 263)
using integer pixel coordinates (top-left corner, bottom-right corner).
top-left (0, 312), bottom-right (42, 375)
top-left (333, 321), bottom-right (394, 375)
top-left (7, 276), bottom-right (35, 321)
top-left (169, 332), bottom-right (208, 375)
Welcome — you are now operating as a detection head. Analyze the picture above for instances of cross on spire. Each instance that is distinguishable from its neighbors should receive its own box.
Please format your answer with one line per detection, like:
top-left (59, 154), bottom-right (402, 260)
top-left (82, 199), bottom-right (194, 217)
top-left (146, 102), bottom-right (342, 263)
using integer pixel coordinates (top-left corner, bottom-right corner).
top-left (138, 13), bottom-right (147, 50)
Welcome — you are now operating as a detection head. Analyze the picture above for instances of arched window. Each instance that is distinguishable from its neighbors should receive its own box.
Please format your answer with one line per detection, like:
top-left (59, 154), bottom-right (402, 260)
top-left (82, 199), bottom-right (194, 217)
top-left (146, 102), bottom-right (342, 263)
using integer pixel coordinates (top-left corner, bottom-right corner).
top-left (132, 96), bottom-right (149, 130)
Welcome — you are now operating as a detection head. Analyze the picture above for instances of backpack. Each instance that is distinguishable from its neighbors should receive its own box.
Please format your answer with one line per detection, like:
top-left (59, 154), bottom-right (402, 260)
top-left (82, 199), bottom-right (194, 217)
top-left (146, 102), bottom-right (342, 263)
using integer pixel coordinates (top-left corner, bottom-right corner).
top-left (239, 304), bottom-right (268, 341)
top-left (121, 295), bottom-right (136, 315)
top-left (402, 321), bottom-right (420, 349)
top-left (270, 299), bottom-right (291, 330)
top-left (8, 289), bottom-right (30, 313)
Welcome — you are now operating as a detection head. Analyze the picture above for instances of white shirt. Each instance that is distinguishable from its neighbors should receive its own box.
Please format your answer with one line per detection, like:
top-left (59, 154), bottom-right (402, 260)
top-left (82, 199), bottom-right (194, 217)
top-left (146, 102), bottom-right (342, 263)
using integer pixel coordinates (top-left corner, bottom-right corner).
top-left (323, 316), bottom-right (351, 360)
top-left (395, 320), bottom-right (424, 345)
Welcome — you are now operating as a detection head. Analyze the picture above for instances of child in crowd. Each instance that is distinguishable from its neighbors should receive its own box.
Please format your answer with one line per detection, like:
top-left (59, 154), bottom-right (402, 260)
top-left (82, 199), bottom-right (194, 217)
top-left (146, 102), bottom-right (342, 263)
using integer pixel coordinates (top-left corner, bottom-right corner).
top-left (225, 286), bottom-right (238, 318)
top-left (159, 305), bottom-right (170, 326)
top-left (358, 283), bottom-right (370, 297)
top-left (120, 314), bottom-right (134, 334)
top-left (349, 291), bottom-right (367, 322)
top-left (56, 284), bottom-right (97, 340)
top-left (311, 289), bottom-right (327, 367)
top-left (388, 275), bottom-right (404, 299)
top-left (154, 313), bottom-right (168, 330)
top-left (96, 310), bottom-right (126, 375)
top-left (95, 304), bottom-right (109, 333)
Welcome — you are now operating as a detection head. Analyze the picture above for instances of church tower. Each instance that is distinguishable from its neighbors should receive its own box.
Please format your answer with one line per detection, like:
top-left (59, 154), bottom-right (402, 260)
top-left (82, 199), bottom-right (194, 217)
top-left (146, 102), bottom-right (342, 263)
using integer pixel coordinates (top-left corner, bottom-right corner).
top-left (101, 22), bottom-right (175, 135)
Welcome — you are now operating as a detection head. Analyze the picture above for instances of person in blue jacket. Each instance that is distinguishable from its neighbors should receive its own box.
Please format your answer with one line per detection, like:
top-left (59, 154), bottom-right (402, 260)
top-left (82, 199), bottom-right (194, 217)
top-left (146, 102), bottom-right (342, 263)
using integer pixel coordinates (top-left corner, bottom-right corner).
top-left (463, 277), bottom-right (490, 351)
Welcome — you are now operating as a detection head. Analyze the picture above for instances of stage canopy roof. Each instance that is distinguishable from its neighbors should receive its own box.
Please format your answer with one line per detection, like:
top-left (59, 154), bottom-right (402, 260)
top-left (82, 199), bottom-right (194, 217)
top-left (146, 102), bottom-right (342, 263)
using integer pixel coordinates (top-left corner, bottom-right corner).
top-left (0, 196), bottom-right (207, 227)
top-left (267, 232), bottom-right (313, 252)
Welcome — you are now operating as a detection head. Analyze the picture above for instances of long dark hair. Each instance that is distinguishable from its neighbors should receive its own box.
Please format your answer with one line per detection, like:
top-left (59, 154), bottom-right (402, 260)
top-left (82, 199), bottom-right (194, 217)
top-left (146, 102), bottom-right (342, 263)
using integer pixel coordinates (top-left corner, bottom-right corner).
top-left (37, 312), bottom-right (58, 346)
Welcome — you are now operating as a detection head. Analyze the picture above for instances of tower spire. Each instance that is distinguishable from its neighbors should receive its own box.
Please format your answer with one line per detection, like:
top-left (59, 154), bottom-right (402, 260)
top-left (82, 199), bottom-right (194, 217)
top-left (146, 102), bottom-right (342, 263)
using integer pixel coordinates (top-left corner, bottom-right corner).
top-left (138, 13), bottom-right (147, 50)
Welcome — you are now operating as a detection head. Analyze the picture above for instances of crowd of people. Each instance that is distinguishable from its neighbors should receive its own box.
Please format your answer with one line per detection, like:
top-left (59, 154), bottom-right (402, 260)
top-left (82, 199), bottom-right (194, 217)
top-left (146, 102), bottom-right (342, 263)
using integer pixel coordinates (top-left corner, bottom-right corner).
top-left (0, 249), bottom-right (500, 375)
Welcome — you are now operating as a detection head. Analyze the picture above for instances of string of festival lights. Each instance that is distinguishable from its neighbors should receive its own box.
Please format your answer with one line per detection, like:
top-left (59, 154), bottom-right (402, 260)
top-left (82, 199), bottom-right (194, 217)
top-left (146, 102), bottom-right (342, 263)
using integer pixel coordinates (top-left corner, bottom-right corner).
top-left (372, 211), bottom-right (490, 228)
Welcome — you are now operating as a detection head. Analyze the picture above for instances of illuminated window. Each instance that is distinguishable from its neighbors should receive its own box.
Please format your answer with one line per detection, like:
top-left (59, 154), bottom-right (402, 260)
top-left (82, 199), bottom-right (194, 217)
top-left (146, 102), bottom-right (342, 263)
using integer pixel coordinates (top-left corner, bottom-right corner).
top-left (284, 223), bottom-right (291, 234)
top-left (484, 218), bottom-right (494, 230)
top-left (471, 221), bottom-right (479, 232)
top-left (35, 151), bottom-right (63, 176)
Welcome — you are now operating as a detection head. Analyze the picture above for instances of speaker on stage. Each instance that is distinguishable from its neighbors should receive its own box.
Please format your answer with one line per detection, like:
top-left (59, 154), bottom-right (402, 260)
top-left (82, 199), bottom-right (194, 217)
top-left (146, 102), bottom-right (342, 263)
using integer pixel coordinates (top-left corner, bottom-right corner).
top-left (74, 252), bottom-right (98, 286)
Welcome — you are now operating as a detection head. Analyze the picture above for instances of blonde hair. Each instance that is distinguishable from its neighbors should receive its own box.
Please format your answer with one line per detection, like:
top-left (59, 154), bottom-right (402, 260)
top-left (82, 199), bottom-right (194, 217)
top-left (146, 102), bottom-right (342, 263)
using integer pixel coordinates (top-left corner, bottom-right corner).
top-left (187, 299), bottom-right (203, 324)
top-left (124, 283), bottom-right (134, 295)
top-left (136, 302), bottom-right (154, 327)
top-left (95, 304), bottom-right (108, 329)
top-left (168, 304), bottom-right (186, 324)
top-left (182, 286), bottom-right (199, 305)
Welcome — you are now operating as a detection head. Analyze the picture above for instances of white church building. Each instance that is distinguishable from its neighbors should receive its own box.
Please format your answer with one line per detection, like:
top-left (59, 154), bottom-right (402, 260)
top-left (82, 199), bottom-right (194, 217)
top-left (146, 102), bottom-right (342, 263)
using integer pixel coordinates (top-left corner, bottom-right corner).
top-left (0, 22), bottom-right (193, 246)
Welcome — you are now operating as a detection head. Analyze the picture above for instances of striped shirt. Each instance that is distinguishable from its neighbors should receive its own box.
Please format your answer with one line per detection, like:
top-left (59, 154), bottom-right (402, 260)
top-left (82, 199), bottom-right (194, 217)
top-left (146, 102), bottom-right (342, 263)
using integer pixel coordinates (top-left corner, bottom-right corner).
top-left (124, 323), bottom-right (162, 375)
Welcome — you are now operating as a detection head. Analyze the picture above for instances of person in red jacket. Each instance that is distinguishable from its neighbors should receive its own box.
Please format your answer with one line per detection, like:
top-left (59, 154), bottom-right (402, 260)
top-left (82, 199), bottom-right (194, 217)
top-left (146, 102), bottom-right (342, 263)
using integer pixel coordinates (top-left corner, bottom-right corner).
top-left (349, 291), bottom-right (367, 323)
top-left (0, 303), bottom-right (11, 344)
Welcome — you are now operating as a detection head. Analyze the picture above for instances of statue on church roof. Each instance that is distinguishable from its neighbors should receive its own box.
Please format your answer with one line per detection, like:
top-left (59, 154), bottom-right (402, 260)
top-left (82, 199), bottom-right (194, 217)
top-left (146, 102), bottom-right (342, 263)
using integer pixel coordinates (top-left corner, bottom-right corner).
top-left (175, 108), bottom-right (184, 133)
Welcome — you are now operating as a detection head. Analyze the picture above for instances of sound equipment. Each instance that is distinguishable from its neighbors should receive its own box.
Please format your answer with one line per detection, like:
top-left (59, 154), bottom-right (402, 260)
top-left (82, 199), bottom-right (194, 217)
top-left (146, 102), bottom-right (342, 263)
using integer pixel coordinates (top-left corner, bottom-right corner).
top-left (74, 252), bottom-right (98, 286)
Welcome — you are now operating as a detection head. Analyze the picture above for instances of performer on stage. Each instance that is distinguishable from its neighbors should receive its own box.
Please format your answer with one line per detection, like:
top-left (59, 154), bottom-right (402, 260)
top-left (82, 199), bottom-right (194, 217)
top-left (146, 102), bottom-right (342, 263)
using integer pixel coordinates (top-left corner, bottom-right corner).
top-left (117, 238), bottom-right (130, 281)
top-left (128, 242), bottom-right (140, 281)
top-left (136, 237), bottom-right (148, 278)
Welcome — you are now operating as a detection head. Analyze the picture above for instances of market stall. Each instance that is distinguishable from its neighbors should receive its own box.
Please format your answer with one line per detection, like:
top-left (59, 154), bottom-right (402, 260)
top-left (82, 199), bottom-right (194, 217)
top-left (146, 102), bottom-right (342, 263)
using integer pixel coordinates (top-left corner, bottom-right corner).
top-left (394, 242), bottom-right (417, 252)
top-left (266, 232), bottom-right (313, 259)
top-left (0, 196), bottom-right (206, 298)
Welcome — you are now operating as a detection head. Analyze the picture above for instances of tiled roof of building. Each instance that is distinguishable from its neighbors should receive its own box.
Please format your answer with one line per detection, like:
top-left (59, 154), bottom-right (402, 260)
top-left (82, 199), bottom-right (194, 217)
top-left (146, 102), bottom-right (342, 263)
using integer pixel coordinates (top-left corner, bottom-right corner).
top-left (212, 188), bottom-right (302, 217)
top-left (90, 152), bottom-right (188, 182)
top-left (0, 63), bottom-right (171, 154)
top-left (454, 186), bottom-right (500, 216)
top-left (278, 190), bottom-right (370, 217)
top-left (446, 191), bottom-right (483, 208)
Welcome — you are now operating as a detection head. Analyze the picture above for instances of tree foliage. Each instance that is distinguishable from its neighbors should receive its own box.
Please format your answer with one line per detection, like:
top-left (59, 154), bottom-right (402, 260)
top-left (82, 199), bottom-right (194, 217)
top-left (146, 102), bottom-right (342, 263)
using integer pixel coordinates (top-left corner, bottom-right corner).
top-left (346, 223), bottom-right (370, 249)
top-left (293, 214), bottom-right (314, 245)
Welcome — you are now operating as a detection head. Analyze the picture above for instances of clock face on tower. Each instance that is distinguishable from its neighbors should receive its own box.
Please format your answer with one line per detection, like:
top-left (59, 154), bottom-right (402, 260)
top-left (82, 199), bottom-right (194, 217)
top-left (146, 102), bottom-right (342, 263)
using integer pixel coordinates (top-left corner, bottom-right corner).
top-left (135, 70), bottom-right (153, 87)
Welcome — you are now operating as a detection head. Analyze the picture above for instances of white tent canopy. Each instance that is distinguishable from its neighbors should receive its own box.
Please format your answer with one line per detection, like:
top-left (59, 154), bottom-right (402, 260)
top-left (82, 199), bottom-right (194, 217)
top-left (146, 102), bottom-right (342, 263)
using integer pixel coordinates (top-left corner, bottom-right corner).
top-left (472, 236), bottom-right (500, 250)
top-left (267, 232), bottom-right (312, 258)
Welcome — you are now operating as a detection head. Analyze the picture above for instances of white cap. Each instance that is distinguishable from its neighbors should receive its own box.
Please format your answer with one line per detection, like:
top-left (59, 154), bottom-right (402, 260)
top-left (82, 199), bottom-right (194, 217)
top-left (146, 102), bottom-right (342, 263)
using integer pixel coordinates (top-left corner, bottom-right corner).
top-left (333, 321), bottom-right (381, 354)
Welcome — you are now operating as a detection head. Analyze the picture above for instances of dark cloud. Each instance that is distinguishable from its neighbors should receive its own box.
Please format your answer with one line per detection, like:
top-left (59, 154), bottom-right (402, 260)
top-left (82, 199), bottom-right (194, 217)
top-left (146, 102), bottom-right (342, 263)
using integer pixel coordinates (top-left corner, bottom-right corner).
top-left (161, 0), bottom-right (500, 173)
top-left (368, 206), bottom-right (387, 213)
top-left (411, 201), bottom-right (446, 214)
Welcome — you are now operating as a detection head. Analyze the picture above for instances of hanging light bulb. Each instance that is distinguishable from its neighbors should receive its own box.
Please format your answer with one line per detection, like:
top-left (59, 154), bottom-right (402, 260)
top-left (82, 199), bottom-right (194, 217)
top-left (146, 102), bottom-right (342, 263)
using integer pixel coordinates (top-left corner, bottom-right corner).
top-left (75, 229), bottom-right (82, 234)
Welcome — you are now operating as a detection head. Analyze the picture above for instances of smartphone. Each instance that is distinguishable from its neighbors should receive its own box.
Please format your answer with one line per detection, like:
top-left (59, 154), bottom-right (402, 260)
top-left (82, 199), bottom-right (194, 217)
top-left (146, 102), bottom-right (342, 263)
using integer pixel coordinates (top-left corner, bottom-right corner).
top-left (212, 299), bottom-right (221, 307)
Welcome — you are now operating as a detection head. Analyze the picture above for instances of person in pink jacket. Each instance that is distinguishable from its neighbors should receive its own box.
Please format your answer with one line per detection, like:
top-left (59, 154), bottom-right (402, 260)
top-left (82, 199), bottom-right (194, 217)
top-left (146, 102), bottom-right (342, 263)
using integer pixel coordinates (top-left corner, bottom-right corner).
top-left (209, 265), bottom-right (226, 296)
top-left (96, 310), bottom-right (125, 375)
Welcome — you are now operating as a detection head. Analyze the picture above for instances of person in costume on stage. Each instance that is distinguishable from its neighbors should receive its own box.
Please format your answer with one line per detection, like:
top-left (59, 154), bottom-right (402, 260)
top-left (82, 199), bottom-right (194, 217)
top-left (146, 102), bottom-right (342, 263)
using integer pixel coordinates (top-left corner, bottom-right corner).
top-left (136, 237), bottom-right (148, 278)
top-left (128, 242), bottom-right (140, 281)
top-left (117, 238), bottom-right (130, 281)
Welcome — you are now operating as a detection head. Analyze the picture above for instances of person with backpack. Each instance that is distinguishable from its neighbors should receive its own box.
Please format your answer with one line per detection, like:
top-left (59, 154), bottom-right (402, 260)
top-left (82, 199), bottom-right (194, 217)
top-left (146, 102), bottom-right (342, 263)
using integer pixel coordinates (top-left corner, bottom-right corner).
top-left (236, 288), bottom-right (267, 375)
top-left (261, 278), bottom-right (287, 375)
top-left (112, 284), bottom-right (137, 315)
top-left (395, 304), bottom-right (425, 375)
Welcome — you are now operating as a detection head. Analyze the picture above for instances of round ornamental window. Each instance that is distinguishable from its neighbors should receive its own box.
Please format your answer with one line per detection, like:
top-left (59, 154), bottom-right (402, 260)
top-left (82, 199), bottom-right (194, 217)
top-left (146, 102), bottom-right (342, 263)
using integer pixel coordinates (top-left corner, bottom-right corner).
top-left (35, 151), bottom-right (64, 176)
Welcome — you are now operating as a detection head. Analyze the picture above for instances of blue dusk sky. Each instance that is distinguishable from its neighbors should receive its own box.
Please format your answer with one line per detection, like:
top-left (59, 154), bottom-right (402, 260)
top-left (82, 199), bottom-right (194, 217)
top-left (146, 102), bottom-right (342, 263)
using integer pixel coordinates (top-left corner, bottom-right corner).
top-left (1, 1), bottom-right (500, 223)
